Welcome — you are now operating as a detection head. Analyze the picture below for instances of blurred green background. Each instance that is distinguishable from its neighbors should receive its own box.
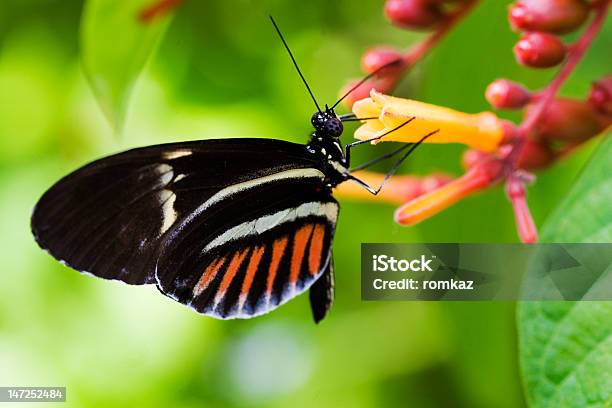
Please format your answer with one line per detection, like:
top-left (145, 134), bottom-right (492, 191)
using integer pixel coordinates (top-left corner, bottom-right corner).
top-left (0, 1), bottom-right (610, 407)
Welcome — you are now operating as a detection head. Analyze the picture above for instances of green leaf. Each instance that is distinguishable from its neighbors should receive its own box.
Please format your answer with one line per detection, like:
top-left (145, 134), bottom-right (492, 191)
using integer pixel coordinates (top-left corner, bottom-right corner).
top-left (518, 134), bottom-right (612, 407)
top-left (80, 0), bottom-right (174, 131)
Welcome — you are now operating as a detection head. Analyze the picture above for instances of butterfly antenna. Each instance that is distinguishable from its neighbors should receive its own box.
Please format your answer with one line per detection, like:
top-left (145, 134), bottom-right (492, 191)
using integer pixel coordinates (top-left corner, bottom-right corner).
top-left (269, 16), bottom-right (321, 113)
top-left (331, 59), bottom-right (403, 110)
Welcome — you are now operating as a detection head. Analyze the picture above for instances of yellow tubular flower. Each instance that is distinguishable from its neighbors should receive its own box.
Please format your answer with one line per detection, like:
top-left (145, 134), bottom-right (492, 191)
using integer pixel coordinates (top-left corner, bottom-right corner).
top-left (352, 90), bottom-right (504, 152)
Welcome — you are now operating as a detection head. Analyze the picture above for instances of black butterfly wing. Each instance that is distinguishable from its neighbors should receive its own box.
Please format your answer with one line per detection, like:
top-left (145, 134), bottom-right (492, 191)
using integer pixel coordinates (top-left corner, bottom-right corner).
top-left (155, 174), bottom-right (339, 320)
top-left (31, 138), bottom-right (320, 285)
top-left (309, 259), bottom-right (334, 323)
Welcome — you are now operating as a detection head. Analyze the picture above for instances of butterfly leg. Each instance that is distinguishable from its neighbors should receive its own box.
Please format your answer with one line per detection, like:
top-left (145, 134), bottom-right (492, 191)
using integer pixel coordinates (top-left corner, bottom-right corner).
top-left (350, 142), bottom-right (415, 172)
top-left (346, 129), bottom-right (439, 196)
top-left (343, 116), bottom-right (416, 167)
top-left (344, 138), bottom-right (376, 168)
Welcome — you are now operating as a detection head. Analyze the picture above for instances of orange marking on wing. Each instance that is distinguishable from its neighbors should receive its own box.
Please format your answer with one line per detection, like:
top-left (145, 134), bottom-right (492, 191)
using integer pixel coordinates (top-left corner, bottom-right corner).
top-left (217, 248), bottom-right (250, 297)
top-left (240, 245), bottom-right (265, 302)
top-left (194, 256), bottom-right (226, 296)
top-left (308, 224), bottom-right (326, 275)
top-left (265, 236), bottom-right (288, 298)
top-left (289, 224), bottom-right (315, 286)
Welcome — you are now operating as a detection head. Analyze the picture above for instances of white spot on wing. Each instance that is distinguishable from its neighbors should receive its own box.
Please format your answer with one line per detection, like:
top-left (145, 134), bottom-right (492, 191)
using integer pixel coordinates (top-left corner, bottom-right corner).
top-left (163, 150), bottom-right (192, 160)
top-left (295, 202), bottom-right (318, 218)
top-left (255, 209), bottom-right (291, 234)
top-left (155, 163), bottom-right (174, 185)
top-left (158, 189), bottom-right (177, 234)
top-left (324, 201), bottom-right (338, 221)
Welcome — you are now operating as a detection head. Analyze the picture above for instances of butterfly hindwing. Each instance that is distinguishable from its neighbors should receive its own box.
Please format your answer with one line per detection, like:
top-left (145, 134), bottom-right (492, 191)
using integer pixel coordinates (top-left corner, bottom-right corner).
top-left (155, 175), bottom-right (338, 319)
top-left (31, 139), bottom-right (319, 285)
top-left (309, 259), bottom-right (334, 324)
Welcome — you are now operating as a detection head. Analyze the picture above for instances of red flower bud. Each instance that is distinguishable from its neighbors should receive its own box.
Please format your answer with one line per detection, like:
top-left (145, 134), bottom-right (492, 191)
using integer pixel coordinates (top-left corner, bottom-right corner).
top-left (588, 75), bottom-right (612, 117)
top-left (508, 0), bottom-right (590, 34)
top-left (514, 32), bottom-right (566, 68)
top-left (517, 138), bottom-right (555, 170)
top-left (486, 79), bottom-right (532, 109)
top-left (529, 98), bottom-right (604, 142)
top-left (361, 47), bottom-right (406, 75)
top-left (385, 0), bottom-right (445, 30)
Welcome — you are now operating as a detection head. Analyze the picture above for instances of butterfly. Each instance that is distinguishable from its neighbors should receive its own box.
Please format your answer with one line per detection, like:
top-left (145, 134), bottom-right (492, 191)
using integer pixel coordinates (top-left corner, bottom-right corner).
top-left (31, 17), bottom-right (435, 323)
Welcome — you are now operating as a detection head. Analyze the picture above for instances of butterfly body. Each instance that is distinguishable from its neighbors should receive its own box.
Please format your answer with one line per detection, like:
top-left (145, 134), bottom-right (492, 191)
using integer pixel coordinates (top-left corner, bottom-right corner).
top-left (32, 108), bottom-right (349, 322)
top-left (307, 110), bottom-right (350, 186)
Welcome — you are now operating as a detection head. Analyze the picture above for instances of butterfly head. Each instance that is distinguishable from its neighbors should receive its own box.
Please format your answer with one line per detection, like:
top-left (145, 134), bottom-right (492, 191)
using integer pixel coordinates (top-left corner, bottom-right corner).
top-left (311, 107), bottom-right (343, 139)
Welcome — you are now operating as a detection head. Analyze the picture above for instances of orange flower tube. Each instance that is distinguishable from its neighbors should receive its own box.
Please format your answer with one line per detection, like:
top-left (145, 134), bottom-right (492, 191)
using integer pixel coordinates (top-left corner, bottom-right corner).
top-left (352, 90), bottom-right (504, 152)
top-left (394, 160), bottom-right (504, 226)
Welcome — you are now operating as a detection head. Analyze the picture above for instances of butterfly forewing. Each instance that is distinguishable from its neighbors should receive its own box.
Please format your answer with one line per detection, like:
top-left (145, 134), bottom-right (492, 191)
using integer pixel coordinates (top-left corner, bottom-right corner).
top-left (155, 176), bottom-right (338, 319)
top-left (31, 139), bottom-right (321, 285)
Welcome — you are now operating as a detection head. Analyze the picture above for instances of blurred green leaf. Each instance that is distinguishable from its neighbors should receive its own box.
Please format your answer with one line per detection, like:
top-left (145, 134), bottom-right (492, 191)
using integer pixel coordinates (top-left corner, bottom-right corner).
top-left (518, 135), bottom-right (612, 407)
top-left (80, 0), bottom-right (174, 131)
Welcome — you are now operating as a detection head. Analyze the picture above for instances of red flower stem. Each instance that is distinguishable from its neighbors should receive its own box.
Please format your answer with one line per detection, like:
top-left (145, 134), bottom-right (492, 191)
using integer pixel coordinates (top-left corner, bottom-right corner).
top-left (506, 175), bottom-right (538, 244)
top-left (510, 0), bottom-right (611, 168)
top-left (401, 0), bottom-right (479, 66)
